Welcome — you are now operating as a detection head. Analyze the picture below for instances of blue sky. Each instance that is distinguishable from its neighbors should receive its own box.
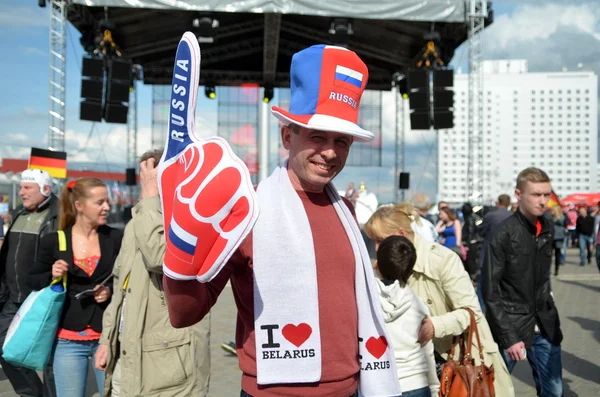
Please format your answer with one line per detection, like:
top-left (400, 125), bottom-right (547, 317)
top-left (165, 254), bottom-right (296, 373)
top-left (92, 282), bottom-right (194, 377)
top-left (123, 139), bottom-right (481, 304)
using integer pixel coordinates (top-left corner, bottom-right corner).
top-left (1, 0), bottom-right (599, 203)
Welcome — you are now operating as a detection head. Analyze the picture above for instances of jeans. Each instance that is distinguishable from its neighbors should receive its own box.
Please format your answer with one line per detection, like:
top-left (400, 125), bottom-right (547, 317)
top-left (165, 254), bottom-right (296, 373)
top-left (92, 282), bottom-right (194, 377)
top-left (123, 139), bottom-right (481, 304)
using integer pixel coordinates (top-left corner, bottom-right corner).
top-left (560, 236), bottom-right (568, 263)
top-left (53, 339), bottom-right (104, 397)
top-left (401, 386), bottom-right (430, 397)
top-left (578, 234), bottom-right (593, 265)
top-left (475, 273), bottom-right (485, 314)
top-left (554, 248), bottom-right (561, 276)
top-left (596, 244), bottom-right (600, 272)
top-left (0, 300), bottom-right (56, 397)
top-left (241, 390), bottom-right (359, 397)
top-left (502, 333), bottom-right (563, 397)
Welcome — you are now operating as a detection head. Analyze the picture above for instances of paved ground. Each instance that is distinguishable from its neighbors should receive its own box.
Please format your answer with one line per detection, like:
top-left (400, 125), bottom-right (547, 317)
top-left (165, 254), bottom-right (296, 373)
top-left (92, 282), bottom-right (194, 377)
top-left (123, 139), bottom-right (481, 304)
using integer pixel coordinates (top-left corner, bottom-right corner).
top-left (1, 248), bottom-right (598, 396)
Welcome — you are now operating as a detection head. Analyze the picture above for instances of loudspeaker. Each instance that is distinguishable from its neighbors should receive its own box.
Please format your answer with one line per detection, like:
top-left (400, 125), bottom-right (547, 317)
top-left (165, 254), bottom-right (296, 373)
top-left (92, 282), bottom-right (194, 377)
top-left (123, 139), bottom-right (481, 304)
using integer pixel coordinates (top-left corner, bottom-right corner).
top-left (106, 81), bottom-right (130, 103)
top-left (408, 70), bottom-right (429, 91)
top-left (410, 111), bottom-right (430, 130)
top-left (125, 168), bottom-right (136, 186)
top-left (409, 91), bottom-right (430, 110)
top-left (398, 78), bottom-right (408, 96)
top-left (433, 90), bottom-right (454, 108)
top-left (109, 59), bottom-right (132, 81)
top-left (81, 79), bottom-right (104, 100)
top-left (433, 70), bottom-right (454, 88)
top-left (399, 172), bottom-right (410, 190)
top-left (80, 100), bottom-right (103, 122)
top-left (82, 57), bottom-right (104, 78)
top-left (104, 103), bottom-right (129, 124)
top-left (433, 111), bottom-right (454, 129)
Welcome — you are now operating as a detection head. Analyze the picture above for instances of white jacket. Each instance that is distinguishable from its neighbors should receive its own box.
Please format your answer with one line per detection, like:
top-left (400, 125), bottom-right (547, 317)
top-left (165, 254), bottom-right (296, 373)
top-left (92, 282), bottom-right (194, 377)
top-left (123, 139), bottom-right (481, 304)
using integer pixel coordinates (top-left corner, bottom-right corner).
top-left (376, 278), bottom-right (440, 397)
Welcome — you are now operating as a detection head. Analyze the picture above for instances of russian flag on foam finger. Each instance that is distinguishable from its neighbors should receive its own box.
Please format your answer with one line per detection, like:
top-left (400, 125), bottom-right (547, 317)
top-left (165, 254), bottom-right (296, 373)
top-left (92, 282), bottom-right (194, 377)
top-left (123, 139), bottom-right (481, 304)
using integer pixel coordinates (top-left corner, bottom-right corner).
top-left (168, 218), bottom-right (197, 263)
top-left (334, 65), bottom-right (363, 88)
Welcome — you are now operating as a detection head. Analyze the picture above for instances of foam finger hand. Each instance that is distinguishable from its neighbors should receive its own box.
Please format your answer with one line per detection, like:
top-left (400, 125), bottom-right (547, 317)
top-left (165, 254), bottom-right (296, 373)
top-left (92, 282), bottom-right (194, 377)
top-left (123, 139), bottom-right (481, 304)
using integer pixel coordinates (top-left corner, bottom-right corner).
top-left (157, 32), bottom-right (258, 283)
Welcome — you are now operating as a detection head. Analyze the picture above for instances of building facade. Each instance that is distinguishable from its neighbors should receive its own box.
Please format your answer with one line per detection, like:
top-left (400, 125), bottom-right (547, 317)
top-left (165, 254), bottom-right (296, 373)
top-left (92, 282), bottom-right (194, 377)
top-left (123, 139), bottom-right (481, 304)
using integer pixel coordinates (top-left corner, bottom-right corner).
top-left (438, 60), bottom-right (598, 204)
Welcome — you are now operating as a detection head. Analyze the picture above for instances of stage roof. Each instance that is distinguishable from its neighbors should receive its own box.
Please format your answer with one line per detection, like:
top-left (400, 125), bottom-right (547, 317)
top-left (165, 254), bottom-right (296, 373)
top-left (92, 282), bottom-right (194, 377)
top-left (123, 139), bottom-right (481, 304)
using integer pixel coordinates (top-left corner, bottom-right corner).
top-left (67, 0), bottom-right (490, 89)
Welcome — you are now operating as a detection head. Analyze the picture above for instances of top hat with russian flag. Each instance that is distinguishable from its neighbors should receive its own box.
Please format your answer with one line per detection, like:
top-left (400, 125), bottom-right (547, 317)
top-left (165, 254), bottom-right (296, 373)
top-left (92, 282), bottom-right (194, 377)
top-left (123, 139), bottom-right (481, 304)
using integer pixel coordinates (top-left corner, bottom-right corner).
top-left (271, 44), bottom-right (373, 142)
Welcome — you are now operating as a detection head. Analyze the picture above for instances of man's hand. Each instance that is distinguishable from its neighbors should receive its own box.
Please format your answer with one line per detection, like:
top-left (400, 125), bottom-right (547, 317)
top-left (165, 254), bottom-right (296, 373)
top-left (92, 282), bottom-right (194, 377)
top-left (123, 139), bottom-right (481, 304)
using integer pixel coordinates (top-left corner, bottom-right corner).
top-left (418, 317), bottom-right (435, 346)
top-left (506, 341), bottom-right (526, 361)
top-left (94, 344), bottom-right (109, 371)
top-left (139, 158), bottom-right (159, 200)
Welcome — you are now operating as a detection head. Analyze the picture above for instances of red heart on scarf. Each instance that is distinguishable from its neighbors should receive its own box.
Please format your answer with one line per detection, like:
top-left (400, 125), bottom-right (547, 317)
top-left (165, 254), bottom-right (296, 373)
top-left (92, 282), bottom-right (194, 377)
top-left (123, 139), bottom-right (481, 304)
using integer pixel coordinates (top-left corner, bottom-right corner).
top-left (365, 336), bottom-right (388, 359)
top-left (282, 323), bottom-right (312, 348)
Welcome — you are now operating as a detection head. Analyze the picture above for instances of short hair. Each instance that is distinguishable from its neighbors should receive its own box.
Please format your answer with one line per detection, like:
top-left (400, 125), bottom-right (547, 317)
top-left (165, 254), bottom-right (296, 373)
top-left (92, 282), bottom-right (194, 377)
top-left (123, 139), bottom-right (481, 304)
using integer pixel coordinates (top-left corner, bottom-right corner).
top-left (440, 207), bottom-right (458, 221)
top-left (139, 149), bottom-right (164, 168)
top-left (438, 201), bottom-right (449, 209)
top-left (497, 194), bottom-right (511, 207)
top-left (289, 123), bottom-right (300, 134)
top-left (376, 236), bottom-right (417, 285)
top-left (516, 167), bottom-right (550, 190)
top-left (411, 194), bottom-right (430, 211)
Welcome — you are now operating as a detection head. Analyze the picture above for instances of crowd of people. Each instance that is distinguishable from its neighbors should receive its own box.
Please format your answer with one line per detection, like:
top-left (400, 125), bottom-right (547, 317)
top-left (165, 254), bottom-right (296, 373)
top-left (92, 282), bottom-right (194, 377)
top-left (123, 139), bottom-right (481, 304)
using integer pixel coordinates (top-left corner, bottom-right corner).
top-left (0, 44), bottom-right (576, 397)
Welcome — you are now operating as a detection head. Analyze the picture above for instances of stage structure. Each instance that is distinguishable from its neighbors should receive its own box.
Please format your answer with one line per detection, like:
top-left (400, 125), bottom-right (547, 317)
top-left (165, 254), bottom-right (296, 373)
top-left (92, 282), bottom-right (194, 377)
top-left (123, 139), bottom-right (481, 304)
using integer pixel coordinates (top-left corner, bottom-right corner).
top-left (48, 0), bottom-right (492, 191)
top-left (467, 0), bottom-right (487, 206)
top-left (47, 0), bottom-right (68, 152)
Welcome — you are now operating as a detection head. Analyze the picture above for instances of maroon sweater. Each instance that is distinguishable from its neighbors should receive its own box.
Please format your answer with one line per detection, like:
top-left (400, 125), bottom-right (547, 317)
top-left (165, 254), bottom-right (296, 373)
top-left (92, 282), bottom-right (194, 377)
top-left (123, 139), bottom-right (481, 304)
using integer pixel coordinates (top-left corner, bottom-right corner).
top-left (164, 191), bottom-right (359, 396)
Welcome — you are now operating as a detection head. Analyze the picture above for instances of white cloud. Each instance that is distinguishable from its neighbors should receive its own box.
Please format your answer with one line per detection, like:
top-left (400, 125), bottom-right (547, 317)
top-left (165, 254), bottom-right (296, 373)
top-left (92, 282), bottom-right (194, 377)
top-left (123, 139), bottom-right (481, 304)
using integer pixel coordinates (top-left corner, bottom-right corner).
top-left (0, 145), bottom-right (31, 159)
top-left (20, 47), bottom-right (46, 57)
top-left (63, 125), bottom-right (153, 165)
top-left (488, 4), bottom-right (600, 49)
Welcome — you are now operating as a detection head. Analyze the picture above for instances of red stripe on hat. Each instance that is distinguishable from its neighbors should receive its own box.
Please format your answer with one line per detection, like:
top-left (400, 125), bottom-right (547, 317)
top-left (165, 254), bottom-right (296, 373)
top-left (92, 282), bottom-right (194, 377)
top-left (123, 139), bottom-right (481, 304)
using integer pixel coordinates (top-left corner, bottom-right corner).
top-left (315, 47), bottom-right (368, 124)
top-left (271, 107), bottom-right (313, 126)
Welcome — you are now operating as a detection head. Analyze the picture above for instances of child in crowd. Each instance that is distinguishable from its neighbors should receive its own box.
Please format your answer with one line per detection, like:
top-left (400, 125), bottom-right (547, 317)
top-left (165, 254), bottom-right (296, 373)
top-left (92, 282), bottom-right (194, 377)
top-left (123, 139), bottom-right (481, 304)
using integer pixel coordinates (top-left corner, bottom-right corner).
top-left (374, 236), bottom-right (439, 397)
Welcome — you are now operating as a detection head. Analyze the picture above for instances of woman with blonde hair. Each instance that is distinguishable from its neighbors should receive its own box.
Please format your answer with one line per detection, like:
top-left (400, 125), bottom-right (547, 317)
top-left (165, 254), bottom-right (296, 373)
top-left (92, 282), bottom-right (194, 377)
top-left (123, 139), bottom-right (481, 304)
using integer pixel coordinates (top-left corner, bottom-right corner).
top-left (28, 178), bottom-right (123, 397)
top-left (365, 205), bottom-right (515, 397)
top-left (550, 205), bottom-right (568, 276)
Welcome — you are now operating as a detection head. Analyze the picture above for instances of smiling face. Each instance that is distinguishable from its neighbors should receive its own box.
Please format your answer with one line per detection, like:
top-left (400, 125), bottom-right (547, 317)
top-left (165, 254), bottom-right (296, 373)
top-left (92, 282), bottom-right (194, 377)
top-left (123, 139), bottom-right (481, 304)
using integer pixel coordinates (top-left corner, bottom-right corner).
top-left (282, 124), bottom-right (353, 193)
top-left (74, 186), bottom-right (110, 227)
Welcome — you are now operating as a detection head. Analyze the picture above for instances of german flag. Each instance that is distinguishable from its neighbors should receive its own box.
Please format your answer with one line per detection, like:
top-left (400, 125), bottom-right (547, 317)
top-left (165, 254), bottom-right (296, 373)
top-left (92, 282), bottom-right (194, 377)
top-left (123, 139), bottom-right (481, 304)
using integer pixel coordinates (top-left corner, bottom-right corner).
top-left (29, 147), bottom-right (67, 178)
top-left (547, 190), bottom-right (561, 208)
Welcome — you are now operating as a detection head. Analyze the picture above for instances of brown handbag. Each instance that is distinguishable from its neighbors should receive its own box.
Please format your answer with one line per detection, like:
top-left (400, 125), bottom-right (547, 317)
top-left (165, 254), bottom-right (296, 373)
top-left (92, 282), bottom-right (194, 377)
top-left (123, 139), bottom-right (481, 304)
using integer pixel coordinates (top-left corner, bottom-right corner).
top-left (438, 308), bottom-right (495, 397)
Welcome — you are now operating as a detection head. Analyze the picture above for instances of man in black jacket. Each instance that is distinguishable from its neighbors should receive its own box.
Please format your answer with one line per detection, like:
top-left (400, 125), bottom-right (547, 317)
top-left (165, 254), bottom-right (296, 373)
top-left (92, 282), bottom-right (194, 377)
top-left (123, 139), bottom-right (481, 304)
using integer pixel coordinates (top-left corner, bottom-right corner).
top-left (575, 206), bottom-right (594, 266)
top-left (0, 169), bottom-right (58, 397)
top-left (483, 167), bottom-right (563, 397)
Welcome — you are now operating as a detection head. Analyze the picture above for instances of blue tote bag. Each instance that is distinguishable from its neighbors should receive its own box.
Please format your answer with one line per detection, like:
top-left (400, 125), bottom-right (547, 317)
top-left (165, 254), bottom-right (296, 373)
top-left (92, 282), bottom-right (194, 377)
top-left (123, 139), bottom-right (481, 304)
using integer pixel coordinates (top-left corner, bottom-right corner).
top-left (2, 230), bottom-right (68, 370)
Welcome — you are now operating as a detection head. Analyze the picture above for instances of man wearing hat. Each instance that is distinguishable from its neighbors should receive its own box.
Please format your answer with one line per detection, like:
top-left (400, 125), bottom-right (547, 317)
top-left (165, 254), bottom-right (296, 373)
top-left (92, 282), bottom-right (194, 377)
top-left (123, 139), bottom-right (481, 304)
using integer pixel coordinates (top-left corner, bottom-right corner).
top-left (0, 169), bottom-right (58, 397)
top-left (164, 45), bottom-right (401, 396)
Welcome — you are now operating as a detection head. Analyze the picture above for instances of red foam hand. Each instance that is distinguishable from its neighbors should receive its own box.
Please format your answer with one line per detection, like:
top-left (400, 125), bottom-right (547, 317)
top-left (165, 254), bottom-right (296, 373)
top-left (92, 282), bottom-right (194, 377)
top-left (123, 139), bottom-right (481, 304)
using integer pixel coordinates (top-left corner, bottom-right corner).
top-left (157, 32), bottom-right (258, 283)
top-left (160, 139), bottom-right (258, 282)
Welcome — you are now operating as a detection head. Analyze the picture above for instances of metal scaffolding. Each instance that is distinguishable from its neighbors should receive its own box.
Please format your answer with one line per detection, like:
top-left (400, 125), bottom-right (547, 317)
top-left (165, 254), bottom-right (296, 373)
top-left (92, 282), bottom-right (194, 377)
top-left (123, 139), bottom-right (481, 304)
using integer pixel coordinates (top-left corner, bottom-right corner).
top-left (127, 81), bottom-right (138, 168)
top-left (47, 0), bottom-right (68, 152)
top-left (466, 0), bottom-right (486, 205)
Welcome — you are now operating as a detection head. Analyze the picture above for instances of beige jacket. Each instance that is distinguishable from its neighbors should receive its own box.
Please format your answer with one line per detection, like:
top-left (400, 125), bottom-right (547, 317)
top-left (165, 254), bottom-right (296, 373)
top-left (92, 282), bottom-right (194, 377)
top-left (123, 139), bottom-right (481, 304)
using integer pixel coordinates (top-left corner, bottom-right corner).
top-left (100, 197), bottom-right (210, 397)
top-left (408, 235), bottom-right (515, 397)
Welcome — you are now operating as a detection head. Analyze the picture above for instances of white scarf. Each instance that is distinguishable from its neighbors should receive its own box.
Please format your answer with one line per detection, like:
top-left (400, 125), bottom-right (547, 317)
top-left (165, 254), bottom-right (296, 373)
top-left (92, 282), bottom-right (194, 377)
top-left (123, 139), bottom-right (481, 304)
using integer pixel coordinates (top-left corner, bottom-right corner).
top-left (253, 163), bottom-right (402, 396)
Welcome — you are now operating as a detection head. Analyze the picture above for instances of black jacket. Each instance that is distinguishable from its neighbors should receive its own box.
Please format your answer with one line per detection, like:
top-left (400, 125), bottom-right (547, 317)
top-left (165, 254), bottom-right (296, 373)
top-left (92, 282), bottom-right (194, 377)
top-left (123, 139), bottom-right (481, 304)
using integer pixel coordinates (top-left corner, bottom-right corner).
top-left (0, 194), bottom-right (59, 303)
top-left (576, 215), bottom-right (595, 236)
top-left (482, 209), bottom-right (563, 349)
top-left (27, 225), bottom-right (123, 332)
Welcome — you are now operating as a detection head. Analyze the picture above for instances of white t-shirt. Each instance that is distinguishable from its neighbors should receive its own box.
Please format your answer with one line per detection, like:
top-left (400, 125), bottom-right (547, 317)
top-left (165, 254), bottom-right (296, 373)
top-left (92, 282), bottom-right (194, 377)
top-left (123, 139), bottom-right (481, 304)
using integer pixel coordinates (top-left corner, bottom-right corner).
top-left (411, 216), bottom-right (439, 243)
